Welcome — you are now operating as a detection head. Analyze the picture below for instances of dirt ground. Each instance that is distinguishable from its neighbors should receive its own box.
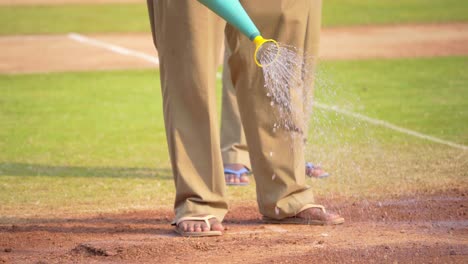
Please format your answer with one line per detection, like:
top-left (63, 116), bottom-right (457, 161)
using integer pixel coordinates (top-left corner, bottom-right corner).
top-left (0, 189), bottom-right (466, 263)
top-left (1, 23), bottom-right (468, 74)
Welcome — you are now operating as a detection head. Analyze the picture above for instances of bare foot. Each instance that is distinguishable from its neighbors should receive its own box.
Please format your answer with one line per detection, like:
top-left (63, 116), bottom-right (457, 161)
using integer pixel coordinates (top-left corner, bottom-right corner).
top-left (305, 163), bottom-right (330, 178)
top-left (177, 215), bottom-right (224, 234)
top-left (224, 163), bottom-right (250, 185)
top-left (297, 207), bottom-right (344, 225)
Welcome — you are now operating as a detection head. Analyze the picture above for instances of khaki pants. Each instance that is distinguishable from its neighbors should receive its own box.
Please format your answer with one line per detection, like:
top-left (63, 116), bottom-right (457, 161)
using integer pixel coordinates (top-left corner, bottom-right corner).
top-left (221, 1), bottom-right (322, 171)
top-left (147, 0), bottom-right (227, 222)
top-left (220, 43), bottom-right (252, 169)
top-left (147, 0), bottom-right (322, 221)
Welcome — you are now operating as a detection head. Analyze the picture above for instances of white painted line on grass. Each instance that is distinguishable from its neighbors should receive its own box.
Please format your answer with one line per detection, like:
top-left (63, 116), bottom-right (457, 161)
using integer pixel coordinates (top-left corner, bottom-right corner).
top-left (67, 33), bottom-right (159, 65)
top-left (66, 32), bottom-right (466, 151)
top-left (314, 102), bottom-right (468, 151)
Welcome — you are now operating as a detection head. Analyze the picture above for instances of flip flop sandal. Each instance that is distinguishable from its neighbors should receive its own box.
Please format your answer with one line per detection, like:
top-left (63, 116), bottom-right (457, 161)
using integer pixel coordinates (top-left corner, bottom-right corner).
top-left (306, 162), bottom-right (330, 178)
top-left (224, 167), bottom-right (250, 186)
top-left (262, 204), bottom-right (344, 225)
top-left (175, 215), bottom-right (223, 237)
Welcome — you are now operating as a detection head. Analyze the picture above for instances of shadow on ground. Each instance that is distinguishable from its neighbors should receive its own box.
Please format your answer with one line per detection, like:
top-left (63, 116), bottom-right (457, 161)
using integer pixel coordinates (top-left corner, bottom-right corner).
top-left (0, 162), bottom-right (172, 179)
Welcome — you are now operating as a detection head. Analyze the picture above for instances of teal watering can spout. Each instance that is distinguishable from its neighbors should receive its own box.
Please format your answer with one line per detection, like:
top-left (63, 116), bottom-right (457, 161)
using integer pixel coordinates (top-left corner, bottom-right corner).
top-left (198, 0), bottom-right (260, 40)
top-left (198, 0), bottom-right (279, 67)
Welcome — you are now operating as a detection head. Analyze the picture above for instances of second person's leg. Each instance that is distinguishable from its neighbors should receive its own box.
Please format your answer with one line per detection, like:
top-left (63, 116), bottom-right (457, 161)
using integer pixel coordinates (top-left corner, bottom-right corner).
top-left (221, 43), bottom-right (251, 185)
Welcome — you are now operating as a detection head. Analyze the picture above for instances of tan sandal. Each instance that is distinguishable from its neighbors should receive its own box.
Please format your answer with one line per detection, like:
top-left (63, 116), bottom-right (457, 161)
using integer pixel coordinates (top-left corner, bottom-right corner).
top-left (175, 215), bottom-right (223, 237)
top-left (262, 204), bottom-right (344, 225)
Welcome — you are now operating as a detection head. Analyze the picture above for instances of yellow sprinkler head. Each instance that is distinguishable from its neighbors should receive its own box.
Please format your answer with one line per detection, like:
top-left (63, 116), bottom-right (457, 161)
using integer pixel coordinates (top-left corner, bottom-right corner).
top-left (253, 36), bottom-right (280, 67)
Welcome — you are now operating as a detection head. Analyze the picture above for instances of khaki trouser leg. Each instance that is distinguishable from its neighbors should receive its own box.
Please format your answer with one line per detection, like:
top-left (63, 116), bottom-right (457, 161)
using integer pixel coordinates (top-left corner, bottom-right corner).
top-left (147, 0), bottom-right (228, 222)
top-left (225, 0), bottom-right (322, 219)
top-left (220, 44), bottom-right (251, 169)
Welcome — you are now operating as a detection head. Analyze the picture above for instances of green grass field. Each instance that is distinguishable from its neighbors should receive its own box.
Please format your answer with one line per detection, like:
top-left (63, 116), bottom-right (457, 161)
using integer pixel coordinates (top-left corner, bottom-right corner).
top-left (1, 0), bottom-right (467, 35)
top-left (1, 0), bottom-right (467, 221)
top-left (1, 57), bottom-right (467, 219)
top-left (317, 57), bottom-right (468, 144)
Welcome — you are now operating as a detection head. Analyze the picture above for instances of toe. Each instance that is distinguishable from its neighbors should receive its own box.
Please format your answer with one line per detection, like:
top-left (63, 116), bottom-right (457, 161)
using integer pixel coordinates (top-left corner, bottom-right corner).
top-left (307, 168), bottom-right (324, 178)
top-left (201, 223), bottom-right (210, 232)
top-left (226, 174), bottom-right (235, 183)
top-left (211, 223), bottom-right (224, 232)
top-left (209, 218), bottom-right (224, 232)
top-left (187, 223), bottom-right (194, 233)
top-left (299, 208), bottom-right (326, 220)
top-left (311, 169), bottom-right (320, 177)
top-left (178, 217), bottom-right (225, 235)
top-left (300, 208), bottom-right (343, 223)
top-left (240, 175), bottom-right (249, 183)
top-left (234, 176), bottom-right (240, 184)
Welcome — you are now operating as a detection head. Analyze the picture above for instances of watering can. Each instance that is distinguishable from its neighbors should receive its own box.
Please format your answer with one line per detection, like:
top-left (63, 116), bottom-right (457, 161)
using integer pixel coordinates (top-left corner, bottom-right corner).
top-left (198, 0), bottom-right (279, 67)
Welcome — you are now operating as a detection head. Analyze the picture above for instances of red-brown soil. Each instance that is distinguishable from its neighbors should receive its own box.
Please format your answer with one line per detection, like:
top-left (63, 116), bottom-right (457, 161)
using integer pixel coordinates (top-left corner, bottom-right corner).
top-left (1, 189), bottom-right (466, 263)
top-left (1, 23), bottom-right (467, 74)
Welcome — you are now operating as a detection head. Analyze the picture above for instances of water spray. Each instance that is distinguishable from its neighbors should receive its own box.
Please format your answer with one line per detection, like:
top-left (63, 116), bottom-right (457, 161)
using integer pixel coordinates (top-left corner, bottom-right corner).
top-left (198, 0), bottom-right (316, 154)
top-left (198, 1), bottom-right (404, 211)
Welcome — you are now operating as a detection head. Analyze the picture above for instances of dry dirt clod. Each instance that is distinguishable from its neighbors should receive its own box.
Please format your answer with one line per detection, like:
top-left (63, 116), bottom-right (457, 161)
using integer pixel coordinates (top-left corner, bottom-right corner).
top-left (72, 244), bottom-right (116, 257)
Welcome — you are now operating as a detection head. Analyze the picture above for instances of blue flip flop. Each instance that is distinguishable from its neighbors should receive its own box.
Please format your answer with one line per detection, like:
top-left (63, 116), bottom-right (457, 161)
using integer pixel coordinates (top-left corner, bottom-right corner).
top-left (306, 162), bottom-right (330, 178)
top-left (224, 167), bottom-right (250, 186)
